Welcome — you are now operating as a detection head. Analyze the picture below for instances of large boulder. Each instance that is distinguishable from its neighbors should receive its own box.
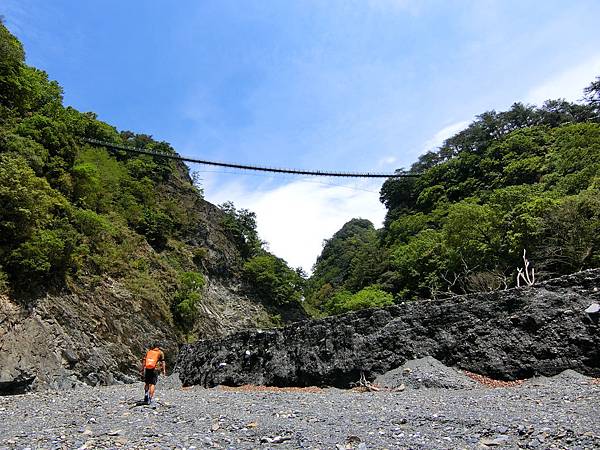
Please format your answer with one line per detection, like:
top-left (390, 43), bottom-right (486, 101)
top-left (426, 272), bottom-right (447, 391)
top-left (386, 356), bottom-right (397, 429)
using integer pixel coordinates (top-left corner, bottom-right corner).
top-left (178, 269), bottom-right (600, 388)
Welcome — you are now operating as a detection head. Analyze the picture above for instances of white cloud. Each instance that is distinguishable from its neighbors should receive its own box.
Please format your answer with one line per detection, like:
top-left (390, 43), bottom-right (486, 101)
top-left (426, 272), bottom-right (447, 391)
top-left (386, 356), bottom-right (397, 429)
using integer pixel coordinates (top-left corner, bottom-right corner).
top-left (378, 155), bottom-right (398, 167)
top-left (422, 120), bottom-right (469, 152)
top-left (526, 55), bottom-right (600, 105)
top-left (205, 177), bottom-right (386, 273)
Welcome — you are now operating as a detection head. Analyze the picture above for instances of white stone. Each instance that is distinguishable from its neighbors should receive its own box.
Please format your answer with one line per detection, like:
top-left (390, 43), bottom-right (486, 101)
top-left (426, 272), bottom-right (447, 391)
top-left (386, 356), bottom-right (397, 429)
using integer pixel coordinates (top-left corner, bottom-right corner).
top-left (585, 303), bottom-right (600, 314)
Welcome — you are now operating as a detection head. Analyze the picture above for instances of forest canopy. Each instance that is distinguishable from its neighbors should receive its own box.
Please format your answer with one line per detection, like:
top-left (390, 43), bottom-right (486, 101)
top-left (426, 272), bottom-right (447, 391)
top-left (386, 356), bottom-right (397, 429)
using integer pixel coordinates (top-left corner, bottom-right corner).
top-left (306, 80), bottom-right (600, 314)
top-left (1, 20), bottom-right (599, 319)
top-left (0, 22), bottom-right (303, 331)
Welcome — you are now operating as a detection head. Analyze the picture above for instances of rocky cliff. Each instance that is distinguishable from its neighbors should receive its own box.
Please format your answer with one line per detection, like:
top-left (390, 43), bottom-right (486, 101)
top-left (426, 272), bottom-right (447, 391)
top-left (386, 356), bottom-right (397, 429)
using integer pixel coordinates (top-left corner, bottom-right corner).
top-left (177, 269), bottom-right (600, 388)
top-left (0, 162), bottom-right (299, 394)
top-left (0, 20), bottom-right (311, 394)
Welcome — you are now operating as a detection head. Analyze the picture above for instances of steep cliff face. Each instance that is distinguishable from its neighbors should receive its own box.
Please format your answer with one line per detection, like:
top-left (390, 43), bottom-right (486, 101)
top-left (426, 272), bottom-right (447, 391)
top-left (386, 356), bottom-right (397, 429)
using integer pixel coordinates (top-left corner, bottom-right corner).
top-left (0, 281), bottom-right (174, 393)
top-left (0, 160), bottom-right (300, 394)
top-left (0, 210), bottom-right (291, 394)
top-left (0, 19), bottom-right (311, 394)
top-left (178, 269), bottom-right (600, 388)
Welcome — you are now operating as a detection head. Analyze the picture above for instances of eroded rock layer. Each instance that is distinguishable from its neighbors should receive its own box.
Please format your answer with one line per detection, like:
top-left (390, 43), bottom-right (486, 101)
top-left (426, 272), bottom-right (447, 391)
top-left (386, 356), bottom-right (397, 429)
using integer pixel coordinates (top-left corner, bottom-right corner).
top-left (178, 269), bottom-right (600, 388)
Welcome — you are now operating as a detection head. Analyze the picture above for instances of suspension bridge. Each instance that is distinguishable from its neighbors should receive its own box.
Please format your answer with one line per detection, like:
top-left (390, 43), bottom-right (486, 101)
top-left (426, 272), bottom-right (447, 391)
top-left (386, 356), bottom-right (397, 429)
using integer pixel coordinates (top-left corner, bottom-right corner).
top-left (83, 138), bottom-right (418, 178)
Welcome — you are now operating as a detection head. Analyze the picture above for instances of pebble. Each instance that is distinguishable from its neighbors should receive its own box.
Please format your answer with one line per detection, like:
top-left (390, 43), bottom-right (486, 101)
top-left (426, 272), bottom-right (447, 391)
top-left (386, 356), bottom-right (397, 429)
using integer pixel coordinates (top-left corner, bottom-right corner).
top-left (0, 378), bottom-right (598, 448)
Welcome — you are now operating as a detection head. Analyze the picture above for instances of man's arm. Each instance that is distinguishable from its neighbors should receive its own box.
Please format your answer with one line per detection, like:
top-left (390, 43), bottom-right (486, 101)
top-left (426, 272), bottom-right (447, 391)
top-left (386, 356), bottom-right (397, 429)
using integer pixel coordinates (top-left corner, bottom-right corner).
top-left (161, 351), bottom-right (166, 376)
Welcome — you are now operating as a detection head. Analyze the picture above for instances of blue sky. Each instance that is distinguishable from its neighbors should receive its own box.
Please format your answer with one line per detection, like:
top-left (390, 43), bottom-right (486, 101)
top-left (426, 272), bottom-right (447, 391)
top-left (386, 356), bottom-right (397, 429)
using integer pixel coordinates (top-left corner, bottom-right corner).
top-left (4, 1), bottom-right (600, 271)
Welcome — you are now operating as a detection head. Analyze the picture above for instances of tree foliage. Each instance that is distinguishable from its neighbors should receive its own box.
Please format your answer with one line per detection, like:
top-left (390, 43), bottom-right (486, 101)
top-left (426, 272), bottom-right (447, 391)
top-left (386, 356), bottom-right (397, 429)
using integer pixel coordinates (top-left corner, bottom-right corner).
top-left (305, 218), bottom-right (385, 308)
top-left (309, 78), bottom-right (600, 312)
top-left (324, 286), bottom-right (394, 314)
top-left (172, 271), bottom-right (205, 333)
top-left (0, 23), bottom-right (200, 300)
top-left (0, 22), bottom-right (304, 332)
top-left (219, 201), bottom-right (263, 259)
top-left (243, 254), bottom-right (304, 305)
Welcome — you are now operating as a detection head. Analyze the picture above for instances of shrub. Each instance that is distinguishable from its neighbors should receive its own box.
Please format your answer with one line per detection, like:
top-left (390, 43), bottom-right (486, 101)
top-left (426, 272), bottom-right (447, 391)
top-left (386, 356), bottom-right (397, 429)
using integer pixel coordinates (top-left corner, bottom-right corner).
top-left (243, 254), bottom-right (303, 305)
top-left (8, 226), bottom-right (77, 285)
top-left (137, 208), bottom-right (174, 250)
top-left (219, 202), bottom-right (263, 259)
top-left (172, 271), bottom-right (205, 332)
top-left (0, 133), bottom-right (48, 174)
top-left (0, 153), bottom-right (69, 245)
top-left (325, 286), bottom-right (394, 314)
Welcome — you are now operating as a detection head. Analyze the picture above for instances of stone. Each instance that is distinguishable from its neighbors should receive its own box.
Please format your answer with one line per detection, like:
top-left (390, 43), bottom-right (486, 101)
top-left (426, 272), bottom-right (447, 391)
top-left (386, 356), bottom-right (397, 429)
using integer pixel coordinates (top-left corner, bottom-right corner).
top-left (585, 303), bottom-right (599, 314)
top-left (260, 435), bottom-right (291, 444)
top-left (345, 435), bottom-right (361, 444)
top-left (178, 269), bottom-right (600, 388)
top-left (491, 435), bottom-right (510, 445)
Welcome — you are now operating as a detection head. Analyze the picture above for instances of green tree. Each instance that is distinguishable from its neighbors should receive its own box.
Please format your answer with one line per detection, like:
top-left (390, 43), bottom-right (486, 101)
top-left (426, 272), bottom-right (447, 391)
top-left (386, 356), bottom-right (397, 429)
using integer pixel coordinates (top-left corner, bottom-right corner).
top-left (219, 201), bottom-right (263, 259)
top-left (583, 76), bottom-right (600, 111)
top-left (8, 225), bottom-right (78, 286)
top-left (243, 254), bottom-right (303, 305)
top-left (172, 271), bottom-right (205, 333)
top-left (0, 20), bottom-right (26, 114)
top-left (535, 190), bottom-right (600, 274)
top-left (0, 153), bottom-right (70, 246)
top-left (390, 229), bottom-right (449, 299)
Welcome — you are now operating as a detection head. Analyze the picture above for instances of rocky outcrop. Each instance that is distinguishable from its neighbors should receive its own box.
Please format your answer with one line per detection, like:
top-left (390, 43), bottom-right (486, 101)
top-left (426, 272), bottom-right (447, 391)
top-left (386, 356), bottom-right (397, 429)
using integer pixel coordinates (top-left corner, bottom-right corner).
top-left (374, 356), bottom-right (478, 390)
top-left (0, 279), bottom-right (175, 394)
top-left (0, 278), bottom-right (285, 394)
top-left (178, 269), bottom-right (600, 388)
top-left (0, 161), bottom-right (304, 394)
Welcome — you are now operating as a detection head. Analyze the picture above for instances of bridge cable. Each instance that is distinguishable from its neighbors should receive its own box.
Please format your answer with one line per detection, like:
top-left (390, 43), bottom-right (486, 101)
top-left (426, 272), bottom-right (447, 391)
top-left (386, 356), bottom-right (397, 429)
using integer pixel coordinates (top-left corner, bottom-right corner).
top-left (83, 138), bottom-right (419, 179)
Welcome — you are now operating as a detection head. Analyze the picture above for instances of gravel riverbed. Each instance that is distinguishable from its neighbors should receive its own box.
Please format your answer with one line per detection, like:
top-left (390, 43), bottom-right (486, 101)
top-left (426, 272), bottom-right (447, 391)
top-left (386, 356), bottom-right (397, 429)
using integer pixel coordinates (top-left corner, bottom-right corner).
top-left (1, 374), bottom-right (599, 449)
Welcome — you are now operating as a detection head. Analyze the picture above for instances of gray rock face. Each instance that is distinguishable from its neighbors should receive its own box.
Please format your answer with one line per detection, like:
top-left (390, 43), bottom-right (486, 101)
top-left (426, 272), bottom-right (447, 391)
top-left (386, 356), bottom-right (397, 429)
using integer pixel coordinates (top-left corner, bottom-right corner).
top-left (0, 282), bottom-right (177, 395)
top-left (0, 188), bottom-right (306, 395)
top-left (178, 269), bottom-right (600, 388)
top-left (0, 275), bottom-right (286, 395)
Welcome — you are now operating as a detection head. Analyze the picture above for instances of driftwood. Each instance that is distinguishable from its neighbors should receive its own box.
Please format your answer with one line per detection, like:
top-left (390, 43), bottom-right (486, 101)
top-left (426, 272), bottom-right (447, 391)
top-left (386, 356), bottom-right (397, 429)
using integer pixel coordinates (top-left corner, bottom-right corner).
top-left (517, 249), bottom-right (535, 287)
top-left (358, 371), bottom-right (380, 392)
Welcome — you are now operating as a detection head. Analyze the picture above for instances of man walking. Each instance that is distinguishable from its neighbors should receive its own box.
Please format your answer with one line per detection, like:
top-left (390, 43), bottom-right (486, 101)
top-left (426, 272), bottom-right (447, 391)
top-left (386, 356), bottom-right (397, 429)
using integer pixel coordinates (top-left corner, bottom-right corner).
top-left (141, 343), bottom-right (166, 405)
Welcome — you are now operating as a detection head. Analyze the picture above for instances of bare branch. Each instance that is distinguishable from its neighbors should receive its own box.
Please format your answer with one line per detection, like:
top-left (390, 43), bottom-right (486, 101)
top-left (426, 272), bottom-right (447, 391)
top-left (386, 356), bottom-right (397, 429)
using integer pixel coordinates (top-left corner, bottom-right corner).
top-left (517, 250), bottom-right (535, 287)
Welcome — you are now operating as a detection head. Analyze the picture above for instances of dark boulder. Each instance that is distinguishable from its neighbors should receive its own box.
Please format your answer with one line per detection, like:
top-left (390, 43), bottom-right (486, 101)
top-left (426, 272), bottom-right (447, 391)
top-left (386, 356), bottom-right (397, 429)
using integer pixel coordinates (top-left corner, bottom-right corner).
top-left (178, 269), bottom-right (600, 388)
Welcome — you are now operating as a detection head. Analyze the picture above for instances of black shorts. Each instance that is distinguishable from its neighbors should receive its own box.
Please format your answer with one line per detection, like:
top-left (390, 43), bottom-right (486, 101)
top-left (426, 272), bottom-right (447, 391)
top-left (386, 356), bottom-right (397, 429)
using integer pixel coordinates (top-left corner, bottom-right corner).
top-left (144, 368), bottom-right (159, 385)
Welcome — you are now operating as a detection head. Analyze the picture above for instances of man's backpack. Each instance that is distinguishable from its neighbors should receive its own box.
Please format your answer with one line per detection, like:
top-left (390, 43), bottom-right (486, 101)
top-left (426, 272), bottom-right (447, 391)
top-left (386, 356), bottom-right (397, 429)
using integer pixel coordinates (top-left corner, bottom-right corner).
top-left (145, 349), bottom-right (162, 369)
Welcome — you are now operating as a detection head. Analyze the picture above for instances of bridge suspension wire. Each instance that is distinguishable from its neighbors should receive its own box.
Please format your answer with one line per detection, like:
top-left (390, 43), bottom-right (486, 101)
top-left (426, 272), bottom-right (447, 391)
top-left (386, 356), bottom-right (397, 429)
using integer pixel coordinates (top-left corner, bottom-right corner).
top-left (83, 138), bottom-right (419, 179)
top-left (192, 167), bottom-right (383, 194)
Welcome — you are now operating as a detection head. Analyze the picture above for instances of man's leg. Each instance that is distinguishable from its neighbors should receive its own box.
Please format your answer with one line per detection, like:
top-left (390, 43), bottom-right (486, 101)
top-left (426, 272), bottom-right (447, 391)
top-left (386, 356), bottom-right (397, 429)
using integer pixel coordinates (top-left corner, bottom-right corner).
top-left (144, 382), bottom-right (150, 403)
top-left (149, 383), bottom-right (156, 402)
